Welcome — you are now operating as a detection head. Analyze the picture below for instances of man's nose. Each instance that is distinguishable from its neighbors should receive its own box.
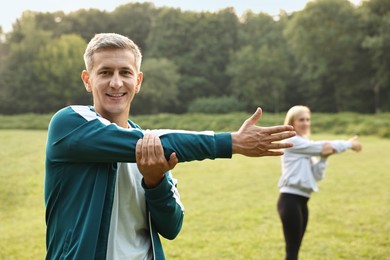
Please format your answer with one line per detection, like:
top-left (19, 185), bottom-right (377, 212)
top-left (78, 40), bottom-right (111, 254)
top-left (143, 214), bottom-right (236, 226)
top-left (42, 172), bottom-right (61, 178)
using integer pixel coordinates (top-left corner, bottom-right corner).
top-left (109, 73), bottom-right (123, 88)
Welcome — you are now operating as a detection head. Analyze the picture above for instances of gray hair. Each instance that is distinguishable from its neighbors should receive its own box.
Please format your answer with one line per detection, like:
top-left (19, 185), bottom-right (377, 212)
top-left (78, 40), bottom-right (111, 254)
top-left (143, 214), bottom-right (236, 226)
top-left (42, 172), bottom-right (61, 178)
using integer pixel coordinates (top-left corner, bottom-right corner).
top-left (83, 33), bottom-right (142, 72)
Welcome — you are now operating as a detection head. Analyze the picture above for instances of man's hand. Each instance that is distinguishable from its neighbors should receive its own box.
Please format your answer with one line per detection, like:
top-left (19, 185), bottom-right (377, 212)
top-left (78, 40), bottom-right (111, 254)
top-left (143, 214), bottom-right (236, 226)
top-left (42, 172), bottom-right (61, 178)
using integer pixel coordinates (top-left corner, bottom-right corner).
top-left (231, 107), bottom-right (296, 157)
top-left (136, 134), bottom-right (178, 188)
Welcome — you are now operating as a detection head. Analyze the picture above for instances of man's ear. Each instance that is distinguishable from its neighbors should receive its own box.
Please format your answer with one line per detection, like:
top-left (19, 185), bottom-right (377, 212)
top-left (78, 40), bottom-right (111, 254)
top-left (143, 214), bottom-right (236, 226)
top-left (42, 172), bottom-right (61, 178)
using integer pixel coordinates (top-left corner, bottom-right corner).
top-left (81, 70), bottom-right (91, 92)
top-left (135, 71), bottom-right (143, 93)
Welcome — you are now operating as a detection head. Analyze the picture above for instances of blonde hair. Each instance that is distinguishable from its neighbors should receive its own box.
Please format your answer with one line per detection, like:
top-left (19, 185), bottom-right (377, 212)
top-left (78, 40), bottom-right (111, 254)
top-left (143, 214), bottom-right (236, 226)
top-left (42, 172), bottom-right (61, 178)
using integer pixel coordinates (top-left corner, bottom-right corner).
top-left (284, 105), bottom-right (311, 136)
top-left (83, 33), bottom-right (142, 72)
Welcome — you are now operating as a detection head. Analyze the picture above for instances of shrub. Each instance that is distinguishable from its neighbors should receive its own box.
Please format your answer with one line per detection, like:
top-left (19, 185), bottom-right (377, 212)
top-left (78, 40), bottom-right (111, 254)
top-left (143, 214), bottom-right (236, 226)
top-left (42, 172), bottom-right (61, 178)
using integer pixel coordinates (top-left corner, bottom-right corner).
top-left (187, 96), bottom-right (245, 114)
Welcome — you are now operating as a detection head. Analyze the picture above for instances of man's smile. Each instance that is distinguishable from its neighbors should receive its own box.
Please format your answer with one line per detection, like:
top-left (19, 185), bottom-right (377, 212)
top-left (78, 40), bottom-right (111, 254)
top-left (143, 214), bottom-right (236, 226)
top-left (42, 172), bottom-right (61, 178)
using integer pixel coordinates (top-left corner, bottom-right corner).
top-left (106, 93), bottom-right (126, 98)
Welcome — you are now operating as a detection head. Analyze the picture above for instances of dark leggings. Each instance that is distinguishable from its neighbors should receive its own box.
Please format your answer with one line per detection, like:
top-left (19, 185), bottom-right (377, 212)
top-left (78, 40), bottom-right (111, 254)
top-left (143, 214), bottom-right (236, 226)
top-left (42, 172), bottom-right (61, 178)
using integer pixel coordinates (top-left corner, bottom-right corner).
top-left (277, 193), bottom-right (309, 260)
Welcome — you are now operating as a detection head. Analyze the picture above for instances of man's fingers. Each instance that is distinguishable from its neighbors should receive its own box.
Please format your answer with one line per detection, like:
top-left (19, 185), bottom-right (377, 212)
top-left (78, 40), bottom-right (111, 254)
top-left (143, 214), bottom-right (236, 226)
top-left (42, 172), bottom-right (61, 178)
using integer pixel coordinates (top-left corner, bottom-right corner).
top-left (262, 125), bottom-right (295, 134)
top-left (143, 134), bottom-right (153, 159)
top-left (168, 152), bottom-right (178, 169)
top-left (153, 135), bottom-right (165, 159)
top-left (244, 107), bottom-right (263, 127)
top-left (266, 142), bottom-right (294, 150)
top-left (254, 130), bottom-right (295, 144)
top-left (245, 149), bottom-right (285, 157)
top-left (136, 138), bottom-right (143, 161)
top-left (139, 134), bottom-right (171, 165)
top-left (268, 131), bottom-right (296, 142)
top-left (261, 150), bottom-right (285, 156)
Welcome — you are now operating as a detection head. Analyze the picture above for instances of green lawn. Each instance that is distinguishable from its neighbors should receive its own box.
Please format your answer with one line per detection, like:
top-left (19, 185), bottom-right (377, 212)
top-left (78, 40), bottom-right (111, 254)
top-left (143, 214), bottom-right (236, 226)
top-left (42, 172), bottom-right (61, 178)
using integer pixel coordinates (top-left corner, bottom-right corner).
top-left (0, 130), bottom-right (389, 259)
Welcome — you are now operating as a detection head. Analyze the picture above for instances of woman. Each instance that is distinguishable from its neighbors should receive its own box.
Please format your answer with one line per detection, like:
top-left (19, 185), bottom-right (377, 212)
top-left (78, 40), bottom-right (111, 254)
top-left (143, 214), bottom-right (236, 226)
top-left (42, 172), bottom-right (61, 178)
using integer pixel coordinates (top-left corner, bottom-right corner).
top-left (277, 105), bottom-right (362, 260)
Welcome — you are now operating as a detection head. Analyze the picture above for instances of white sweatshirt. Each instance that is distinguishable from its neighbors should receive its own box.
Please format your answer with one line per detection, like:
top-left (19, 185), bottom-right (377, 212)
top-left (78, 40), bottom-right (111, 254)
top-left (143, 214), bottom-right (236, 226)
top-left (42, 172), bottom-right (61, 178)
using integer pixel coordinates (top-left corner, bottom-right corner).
top-left (278, 135), bottom-right (352, 198)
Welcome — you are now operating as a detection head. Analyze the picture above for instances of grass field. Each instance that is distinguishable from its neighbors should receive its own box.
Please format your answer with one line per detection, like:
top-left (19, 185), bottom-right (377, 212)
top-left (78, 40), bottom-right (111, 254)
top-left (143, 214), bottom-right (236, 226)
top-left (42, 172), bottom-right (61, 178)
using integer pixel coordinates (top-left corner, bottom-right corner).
top-left (0, 130), bottom-right (389, 259)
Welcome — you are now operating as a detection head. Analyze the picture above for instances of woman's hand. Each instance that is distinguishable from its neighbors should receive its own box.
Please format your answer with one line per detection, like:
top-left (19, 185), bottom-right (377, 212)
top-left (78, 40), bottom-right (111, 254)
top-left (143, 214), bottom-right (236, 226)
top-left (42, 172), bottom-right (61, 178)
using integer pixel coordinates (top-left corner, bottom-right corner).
top-left (349, 135), bottom-right (362, 152)
top-left (320, 142), bottom-right (335, 158)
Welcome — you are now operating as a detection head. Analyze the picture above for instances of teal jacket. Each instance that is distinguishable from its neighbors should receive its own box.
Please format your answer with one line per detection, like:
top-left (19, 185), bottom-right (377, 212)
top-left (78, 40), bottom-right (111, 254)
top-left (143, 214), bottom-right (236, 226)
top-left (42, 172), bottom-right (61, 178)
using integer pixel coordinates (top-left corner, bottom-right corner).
top-left (45, 105), bottom-right (232, 259)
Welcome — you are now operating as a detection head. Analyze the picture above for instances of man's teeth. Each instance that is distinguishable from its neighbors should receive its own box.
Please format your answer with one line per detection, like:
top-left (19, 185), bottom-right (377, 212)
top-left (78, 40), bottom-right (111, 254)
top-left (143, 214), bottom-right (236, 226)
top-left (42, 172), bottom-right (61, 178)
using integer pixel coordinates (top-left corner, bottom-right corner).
top-left (108, 93), bottom-right (125, 97)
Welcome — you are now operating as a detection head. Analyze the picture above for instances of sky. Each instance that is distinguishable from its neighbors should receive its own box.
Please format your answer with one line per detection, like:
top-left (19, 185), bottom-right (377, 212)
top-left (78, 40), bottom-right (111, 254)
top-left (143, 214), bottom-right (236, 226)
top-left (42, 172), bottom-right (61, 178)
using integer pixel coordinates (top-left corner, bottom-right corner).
top-left (1, 0), bottom-right (363, 33)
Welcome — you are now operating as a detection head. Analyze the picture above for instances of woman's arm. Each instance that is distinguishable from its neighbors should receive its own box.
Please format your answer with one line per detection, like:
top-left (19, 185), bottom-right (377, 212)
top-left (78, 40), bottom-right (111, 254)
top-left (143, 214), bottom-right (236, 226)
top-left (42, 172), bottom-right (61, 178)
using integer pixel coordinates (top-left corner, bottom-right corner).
top-left (320, 136), bottom-right (362, 158)
top-left (320, 142), bottom-right (335, 158)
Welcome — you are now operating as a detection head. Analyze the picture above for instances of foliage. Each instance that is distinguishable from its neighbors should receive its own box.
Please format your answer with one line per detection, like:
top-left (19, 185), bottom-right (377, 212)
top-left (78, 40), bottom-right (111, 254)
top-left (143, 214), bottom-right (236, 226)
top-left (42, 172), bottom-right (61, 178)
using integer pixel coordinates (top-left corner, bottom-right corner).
top-left (284, 0), bottom-right (367, 112)
top-left (132, 58), bottom-right (180, 114)
top-left (1, 131), bottom-right (389, 259)
top-left (0, 1), bottom-right (389, 114)
top-left (360, 0), bottom-right (390, 112)
top-left (145, 8), bottom-right (240, 112)
top-left (33, 34), bottom-right (88, 111)
top-left (228, 44), bottom-right (290, 113)
top-left (0, 113), bottom-right (53, 130)
top-left (109, 2), bottom-right (156, 51)
top-left (0, 14), bottom-right (53, 114)
top-left (58, 9), bottom-right (112, 42)
top-left (1, 112), bottom-right (389, 139)
top-left (187, 96), bottom-right (245, 114)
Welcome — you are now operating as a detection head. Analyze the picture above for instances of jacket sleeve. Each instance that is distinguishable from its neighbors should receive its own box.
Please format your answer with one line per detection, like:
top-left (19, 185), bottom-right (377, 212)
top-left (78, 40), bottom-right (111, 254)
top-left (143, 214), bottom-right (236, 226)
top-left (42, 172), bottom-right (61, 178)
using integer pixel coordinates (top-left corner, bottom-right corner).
top-left (46, 106), bottom-right (232, 163)
top-left (285, 136), bottom-right (325, 156)
top-left (286, 136), bottom-right (352, 157)
top-left (310, 140), bottom-right (351, 181)
top-left (142, 172), bottom-right (184, 239)
top-left (311, 157), bottom-right (327, 181)
top-left (329, 140), bottom-right (352, 153)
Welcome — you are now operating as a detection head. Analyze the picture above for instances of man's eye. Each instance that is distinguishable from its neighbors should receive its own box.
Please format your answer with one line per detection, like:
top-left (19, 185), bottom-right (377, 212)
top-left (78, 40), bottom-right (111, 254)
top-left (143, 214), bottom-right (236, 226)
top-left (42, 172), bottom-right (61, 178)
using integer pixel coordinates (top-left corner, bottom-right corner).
top-left (122, 71), bottom-right (133, 76)
top-left (99, 71), bottom-right (110, 75)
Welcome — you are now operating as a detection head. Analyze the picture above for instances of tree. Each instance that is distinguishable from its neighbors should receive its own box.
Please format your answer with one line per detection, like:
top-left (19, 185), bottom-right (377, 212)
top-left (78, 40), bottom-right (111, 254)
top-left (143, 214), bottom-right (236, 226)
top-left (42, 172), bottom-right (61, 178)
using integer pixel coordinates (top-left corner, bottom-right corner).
top-left (360, 0), bottom-right (390, 112)
top-left (235, 11), bottom-right (299, 112)
top-left (131, 58), bottom-right (180, 114)
top-left (239, 11), bottom-right (282, 49)
top-left (227, 44), bottom-right (290, 113)
top-left (284, 0), bottom-right (364, 112)
top-left (2, 1), bottom-right (390, 114)
top-left (33, 34), bottom-right (87, 111)
top-left (178, 9), bottom-right (239, 103)
top-left (0, 12), bottom-right (53, 114)
top-left (57, 9), bottom-right (111, 42)
top-left (34, 11), bottom-right (67, 37)
top-left (109, 2), bottom-right (156, 51)
top-left (146, 8), bottom-right (240, 112)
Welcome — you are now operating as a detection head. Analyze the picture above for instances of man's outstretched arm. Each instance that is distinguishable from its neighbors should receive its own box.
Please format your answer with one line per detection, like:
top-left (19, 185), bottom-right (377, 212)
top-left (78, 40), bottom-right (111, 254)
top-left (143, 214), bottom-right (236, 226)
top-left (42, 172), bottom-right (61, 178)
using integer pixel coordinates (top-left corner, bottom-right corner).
top-left (47, 106), bottom-right (295, 163)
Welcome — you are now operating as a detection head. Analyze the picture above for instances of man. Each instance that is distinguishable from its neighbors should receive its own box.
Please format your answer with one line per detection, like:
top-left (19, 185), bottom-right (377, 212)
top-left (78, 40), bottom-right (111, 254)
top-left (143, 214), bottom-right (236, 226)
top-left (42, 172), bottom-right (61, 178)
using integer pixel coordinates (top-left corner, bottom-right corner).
top-left (44, 33), bottom-right (296, 260)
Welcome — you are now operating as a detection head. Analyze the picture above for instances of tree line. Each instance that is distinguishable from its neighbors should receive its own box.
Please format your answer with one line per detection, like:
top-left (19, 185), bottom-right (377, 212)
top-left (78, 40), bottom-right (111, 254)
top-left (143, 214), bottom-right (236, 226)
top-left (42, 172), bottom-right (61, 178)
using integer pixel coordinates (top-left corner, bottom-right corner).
top-left (0, 0), bottom-right (389, 115)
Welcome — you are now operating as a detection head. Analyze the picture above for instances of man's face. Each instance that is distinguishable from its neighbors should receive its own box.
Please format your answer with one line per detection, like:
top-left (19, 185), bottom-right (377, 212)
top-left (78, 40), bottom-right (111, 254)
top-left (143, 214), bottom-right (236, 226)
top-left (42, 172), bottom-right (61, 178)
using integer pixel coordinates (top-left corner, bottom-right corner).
top-left (81, 48), bottom-right (143, 122)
